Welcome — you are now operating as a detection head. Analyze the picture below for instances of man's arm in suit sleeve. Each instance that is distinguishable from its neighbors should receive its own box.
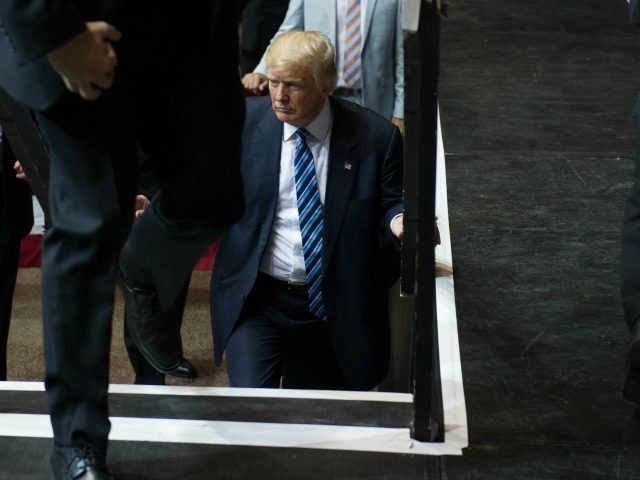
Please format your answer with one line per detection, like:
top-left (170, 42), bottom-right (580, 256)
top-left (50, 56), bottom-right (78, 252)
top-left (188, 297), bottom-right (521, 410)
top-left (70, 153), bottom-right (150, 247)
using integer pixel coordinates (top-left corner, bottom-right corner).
top-left (1, 1), bottom-right (121, 101)
top-left (253, 0), bottom-right (305, 76)
top-left (380, 124), bottom-right (404, 241)
top-left (0, 0), bottom-right (85, 64)
top-left (392, 0), bottom-right (405, 120)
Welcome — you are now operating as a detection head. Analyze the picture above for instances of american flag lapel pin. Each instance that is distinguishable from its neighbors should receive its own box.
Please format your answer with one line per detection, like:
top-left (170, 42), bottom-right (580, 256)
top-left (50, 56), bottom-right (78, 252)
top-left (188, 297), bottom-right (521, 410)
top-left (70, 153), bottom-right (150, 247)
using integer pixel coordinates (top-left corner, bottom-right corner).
top-left (344, 162), bottom-right (352, 171)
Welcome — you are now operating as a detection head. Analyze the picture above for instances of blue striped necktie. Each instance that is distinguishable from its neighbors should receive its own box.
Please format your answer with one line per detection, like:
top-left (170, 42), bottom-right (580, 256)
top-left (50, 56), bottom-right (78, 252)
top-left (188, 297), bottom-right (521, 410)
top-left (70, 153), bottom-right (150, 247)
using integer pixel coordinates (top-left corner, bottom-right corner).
top-left (293, 128), bottom-right (326, 319)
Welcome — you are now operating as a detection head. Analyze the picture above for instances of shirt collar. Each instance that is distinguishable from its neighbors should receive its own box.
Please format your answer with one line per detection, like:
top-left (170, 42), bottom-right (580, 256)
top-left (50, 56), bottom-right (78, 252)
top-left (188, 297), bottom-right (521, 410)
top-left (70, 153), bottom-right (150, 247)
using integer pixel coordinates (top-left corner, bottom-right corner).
top-left (283, 98), bottom-right (332, 143)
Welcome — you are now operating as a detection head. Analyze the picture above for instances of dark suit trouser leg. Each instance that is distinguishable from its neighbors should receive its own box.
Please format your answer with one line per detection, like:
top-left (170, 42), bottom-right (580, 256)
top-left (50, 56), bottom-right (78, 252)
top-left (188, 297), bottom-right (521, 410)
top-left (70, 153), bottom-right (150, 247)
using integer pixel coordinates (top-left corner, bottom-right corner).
top-left (124, 279), bottom-right (190, 385)
top-left (0, 161), bottom-right (34, 381)
top-left (119, 67), bottom-right (245, 311)
top-left (0, 237), bottom-right (20, 381)
top-left (34, 98), bottom-right (137, 453)
top-left (225, 276), bottom-right (349, 389)
top-left (622, 94), bottom-right (640, 329)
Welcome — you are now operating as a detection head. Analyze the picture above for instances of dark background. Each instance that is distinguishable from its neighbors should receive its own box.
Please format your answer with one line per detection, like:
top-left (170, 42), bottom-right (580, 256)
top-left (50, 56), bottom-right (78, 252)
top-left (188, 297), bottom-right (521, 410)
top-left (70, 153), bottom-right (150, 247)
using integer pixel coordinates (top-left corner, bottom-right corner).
top-left (441, 0), bottom-right (640, 477)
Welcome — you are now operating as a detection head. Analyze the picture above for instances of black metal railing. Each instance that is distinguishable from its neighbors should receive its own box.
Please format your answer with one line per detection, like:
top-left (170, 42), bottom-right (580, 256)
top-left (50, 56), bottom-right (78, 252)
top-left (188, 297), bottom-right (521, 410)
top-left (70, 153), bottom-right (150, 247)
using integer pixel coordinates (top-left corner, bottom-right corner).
top-left (402, 0), bottom-right (446, 443)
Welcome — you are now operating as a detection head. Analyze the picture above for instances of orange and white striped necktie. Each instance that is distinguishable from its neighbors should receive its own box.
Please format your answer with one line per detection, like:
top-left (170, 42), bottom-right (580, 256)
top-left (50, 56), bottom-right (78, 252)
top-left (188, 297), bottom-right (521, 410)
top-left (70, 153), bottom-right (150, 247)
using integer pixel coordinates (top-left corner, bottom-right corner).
top-left (343, 0), bottom-right (362, 87)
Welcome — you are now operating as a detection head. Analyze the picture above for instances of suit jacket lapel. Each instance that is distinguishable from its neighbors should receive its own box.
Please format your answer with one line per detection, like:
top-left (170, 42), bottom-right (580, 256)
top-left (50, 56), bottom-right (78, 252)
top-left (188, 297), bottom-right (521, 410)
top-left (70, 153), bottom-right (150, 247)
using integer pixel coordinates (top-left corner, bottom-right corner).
top-left (362, 0), bottom-right (379, 51)
top-left (252, 110), bottom-right (283, 235)
top-left (323, 98), bottom-right (359, 274)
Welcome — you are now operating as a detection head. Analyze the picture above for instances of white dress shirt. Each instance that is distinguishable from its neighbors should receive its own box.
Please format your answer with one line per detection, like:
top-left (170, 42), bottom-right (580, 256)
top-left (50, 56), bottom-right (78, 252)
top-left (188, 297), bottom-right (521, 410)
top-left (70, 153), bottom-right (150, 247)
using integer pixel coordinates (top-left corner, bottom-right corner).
top-left (260, 99), bottom-right (333, 283)
top-left (336, 0), bottom-right (368, 89)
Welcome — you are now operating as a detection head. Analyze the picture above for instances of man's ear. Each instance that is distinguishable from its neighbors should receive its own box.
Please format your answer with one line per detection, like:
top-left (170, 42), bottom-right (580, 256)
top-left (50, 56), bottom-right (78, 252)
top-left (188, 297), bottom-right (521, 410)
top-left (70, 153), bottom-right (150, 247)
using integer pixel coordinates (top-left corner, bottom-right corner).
top-left (322, 82), bottom-right (334, 97)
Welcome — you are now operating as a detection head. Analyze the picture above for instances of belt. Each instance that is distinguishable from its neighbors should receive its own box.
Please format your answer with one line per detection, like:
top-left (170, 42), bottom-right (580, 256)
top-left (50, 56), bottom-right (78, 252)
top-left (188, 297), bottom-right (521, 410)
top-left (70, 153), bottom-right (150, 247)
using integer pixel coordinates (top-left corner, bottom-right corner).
top-left (333, 87), bottom-right (362, 97)
top-left (257, 273), bottom-right (308, 294)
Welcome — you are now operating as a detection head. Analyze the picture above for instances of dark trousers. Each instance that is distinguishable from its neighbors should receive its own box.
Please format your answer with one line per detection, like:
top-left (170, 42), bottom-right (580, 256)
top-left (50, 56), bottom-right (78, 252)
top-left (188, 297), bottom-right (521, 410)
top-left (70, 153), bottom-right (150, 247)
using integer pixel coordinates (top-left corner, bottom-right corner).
top-left (124, 280), bottom-right (190, 385)
top-left (622, 93), bottom-right (640, 329)
top-left (118, 65), bottom-right (244, 307)
top-left (0, 173), bottom-right (33, 380)
top-left (225, 273), bottom-right (349, 390)
top-left (0, 140), bottom-right (34, 381)
top-left (0, 235), bottom-right (20, 381)
top-left (35, 64), bottom-right (243, 453)
top-left (35, 90), bottom-right (137, 453)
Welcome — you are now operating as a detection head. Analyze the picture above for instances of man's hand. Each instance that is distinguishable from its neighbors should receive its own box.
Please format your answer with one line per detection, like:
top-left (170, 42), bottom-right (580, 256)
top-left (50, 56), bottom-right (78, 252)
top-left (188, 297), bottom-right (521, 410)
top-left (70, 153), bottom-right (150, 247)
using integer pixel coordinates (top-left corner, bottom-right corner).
top-left (391, 214), bottom-right (404, 240)
top-left (242, 73), bottom-right (269, 95)
top-left (13, 160), bottom-right (26, 181)
top-left (391, 117), bottom-right (405, 136)
top-left (47, 21), bottom-right (122, 101)
top-left (134, 194), bottom-right (150, 219)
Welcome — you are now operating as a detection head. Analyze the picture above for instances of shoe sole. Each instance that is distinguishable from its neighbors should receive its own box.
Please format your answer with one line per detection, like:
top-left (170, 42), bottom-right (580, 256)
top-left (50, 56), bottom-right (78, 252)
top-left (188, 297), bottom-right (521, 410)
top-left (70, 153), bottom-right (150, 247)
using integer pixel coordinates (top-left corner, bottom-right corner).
top-left (169, 373), bottom-right (198, 379)
top-left (169, 370), bottom-right (198, 379)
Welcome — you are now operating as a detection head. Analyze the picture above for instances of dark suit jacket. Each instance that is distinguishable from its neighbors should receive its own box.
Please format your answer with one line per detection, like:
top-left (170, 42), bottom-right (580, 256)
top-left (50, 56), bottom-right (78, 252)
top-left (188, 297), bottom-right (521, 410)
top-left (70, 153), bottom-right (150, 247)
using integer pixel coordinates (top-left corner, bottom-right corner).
top-left (0, 1), bottom-right (240, 110)
top-left (0, 0), bottom-right (94, 110)
top-left (211, 96), bottom-right (403, 390)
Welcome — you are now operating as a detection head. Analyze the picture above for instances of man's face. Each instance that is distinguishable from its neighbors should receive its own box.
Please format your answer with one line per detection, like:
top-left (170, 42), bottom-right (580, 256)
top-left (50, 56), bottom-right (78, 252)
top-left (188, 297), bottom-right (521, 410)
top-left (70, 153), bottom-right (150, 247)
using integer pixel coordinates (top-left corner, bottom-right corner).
top-left (268, 66), bottom-right (329, 127)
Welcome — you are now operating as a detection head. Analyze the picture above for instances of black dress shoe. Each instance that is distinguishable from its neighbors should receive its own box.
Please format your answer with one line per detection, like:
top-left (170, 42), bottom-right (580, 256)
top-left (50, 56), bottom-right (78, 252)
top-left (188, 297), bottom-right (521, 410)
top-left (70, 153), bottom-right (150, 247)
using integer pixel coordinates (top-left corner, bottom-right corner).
top-left (51, 442), bottom-right (114, 480)
top-left (623, 321), bottom-right (640, 404)
top-left (119, 275), bottom-right (182, 374)
top-left (169, 358), bottom-right (198, 379)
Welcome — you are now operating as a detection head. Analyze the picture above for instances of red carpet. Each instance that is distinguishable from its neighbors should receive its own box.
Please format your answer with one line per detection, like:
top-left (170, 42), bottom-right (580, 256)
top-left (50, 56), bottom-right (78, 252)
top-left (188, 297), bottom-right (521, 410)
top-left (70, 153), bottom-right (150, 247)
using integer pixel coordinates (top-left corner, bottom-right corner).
top-left (19, 235), bottom-right (219, 270)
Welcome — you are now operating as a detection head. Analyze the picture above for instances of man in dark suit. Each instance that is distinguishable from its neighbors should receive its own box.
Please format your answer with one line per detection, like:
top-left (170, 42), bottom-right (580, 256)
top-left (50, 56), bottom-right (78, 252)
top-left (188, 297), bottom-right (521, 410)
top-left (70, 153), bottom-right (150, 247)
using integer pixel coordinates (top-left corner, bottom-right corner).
top-left (0, 127), bottom-right (33, 381)
top-left (210, 30), bottom-right (403, 390)
top-left (0, 2), bottom-right (244, 479)
top-left (622, 0), bottom-right (640, 407)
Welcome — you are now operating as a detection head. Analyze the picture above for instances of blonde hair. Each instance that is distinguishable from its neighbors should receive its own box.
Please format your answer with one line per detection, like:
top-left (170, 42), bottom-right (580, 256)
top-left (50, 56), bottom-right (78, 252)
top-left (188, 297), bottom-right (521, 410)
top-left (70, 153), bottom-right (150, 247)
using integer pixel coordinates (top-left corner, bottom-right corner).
top-left (266, 30), bottom-right (337, 91)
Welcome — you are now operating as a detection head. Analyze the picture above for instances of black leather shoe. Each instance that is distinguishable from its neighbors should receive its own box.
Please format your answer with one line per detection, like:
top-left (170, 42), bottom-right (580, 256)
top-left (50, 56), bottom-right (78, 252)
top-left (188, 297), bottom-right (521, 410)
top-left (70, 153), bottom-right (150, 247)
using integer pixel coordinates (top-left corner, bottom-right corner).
top-left (119, 275), bottom-right (182, 374)
top-left (51, 442), bottom-right (114, 480)
top-left (623, 321), bottom-right (640, 404)
top-left (169, 358), bottom-right (198, 379)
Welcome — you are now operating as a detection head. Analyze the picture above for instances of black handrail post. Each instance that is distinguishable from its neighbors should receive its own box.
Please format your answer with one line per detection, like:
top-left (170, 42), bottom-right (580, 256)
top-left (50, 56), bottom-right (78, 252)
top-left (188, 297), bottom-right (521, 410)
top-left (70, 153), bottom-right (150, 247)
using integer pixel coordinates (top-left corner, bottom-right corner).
top-left (403, 0), bottom-right (444, 442)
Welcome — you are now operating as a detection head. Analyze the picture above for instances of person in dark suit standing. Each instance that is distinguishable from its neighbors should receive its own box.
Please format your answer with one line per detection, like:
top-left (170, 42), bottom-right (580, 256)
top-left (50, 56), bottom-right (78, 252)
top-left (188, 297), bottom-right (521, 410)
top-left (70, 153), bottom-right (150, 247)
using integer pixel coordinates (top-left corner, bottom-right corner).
top-left (0, 2), bottom-right (244, 479)
top-left (122, 151), bottom-right (197, 386)
top-left (622, 0), bottom-right (640, 407)
top-left (0, 127), bottom-right (33, 381)
top-left (123, 194), bottom-right (197, 385)
top-left (210, 30), bottom-right (403, 390)
top-left (239, 0), bottom-right (289, 75)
